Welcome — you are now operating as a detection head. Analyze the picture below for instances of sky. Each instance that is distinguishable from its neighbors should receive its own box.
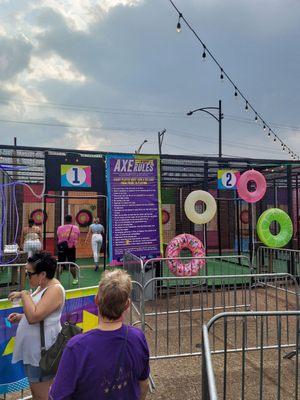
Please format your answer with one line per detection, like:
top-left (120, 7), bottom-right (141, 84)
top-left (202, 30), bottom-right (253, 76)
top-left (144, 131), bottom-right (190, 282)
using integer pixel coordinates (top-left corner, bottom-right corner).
top-left (0, 0), bottom-right (299, 160)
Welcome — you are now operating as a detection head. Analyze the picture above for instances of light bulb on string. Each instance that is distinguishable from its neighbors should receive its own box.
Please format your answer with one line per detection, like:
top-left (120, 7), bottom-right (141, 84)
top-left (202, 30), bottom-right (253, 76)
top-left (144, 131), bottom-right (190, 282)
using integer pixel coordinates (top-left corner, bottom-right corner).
top-left (263, 123), bottom-right (266, 130)
top-left (273, 136), bottom-right (276, 142)
top-left (202, 46), bottom-right (206, 61)
top-left (234, 87), bottom-right (238, 98)
top-left (220, 68), bottom-right (224, 81)
top-left (245, 101), bottom-right (248, 111)
top-left (267, 130), bottom-right (271, 137)
top-left (176, 13), bottom-right (182, 32)
top-left (255, 114), bottom-right (258, 122)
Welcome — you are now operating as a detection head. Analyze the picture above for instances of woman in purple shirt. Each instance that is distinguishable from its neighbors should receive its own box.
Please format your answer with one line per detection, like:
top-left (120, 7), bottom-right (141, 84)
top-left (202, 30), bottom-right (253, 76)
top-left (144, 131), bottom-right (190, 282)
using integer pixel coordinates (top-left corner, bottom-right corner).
top-left (49, 270), bottom-right (149, 400)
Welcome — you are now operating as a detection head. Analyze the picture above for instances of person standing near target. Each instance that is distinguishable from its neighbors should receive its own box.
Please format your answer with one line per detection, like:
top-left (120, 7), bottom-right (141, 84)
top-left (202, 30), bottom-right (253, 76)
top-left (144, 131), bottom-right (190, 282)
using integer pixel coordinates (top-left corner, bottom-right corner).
top-left (85, 217), bottom-right (104, 271)
top-left (21, 218), bottom-right (42, 257)
top-left (57, 215), bottom-right (80, 285)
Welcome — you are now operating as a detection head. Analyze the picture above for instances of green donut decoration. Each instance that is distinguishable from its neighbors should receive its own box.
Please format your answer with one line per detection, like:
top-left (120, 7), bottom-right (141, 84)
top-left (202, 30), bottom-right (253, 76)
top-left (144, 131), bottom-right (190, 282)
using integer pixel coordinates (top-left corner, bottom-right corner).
top-left (257, 208), bottom-right (293, 248)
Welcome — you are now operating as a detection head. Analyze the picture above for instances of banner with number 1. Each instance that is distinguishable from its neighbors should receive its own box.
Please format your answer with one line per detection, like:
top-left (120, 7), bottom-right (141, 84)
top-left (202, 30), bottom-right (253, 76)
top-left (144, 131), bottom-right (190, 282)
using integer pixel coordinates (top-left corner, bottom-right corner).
top-left (61, 165), bottom-right (92, 188)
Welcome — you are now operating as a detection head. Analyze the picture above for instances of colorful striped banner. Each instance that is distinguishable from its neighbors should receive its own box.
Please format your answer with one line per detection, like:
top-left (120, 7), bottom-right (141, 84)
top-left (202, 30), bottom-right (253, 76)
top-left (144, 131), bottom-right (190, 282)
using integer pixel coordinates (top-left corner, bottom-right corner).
top-left (0, 286), bottom-right (98, 394)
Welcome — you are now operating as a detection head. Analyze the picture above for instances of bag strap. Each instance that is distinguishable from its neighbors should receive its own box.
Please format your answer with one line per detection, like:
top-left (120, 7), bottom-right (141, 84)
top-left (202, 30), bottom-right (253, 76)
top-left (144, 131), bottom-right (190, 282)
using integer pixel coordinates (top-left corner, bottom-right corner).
top-left (39, 287), bottom-right (49, 353)
top-left (67, 225), bottom-right (73, 241)
top-left (108, 325), bottom-right (129, 393)
top-left (40, 320), bottom-right (46, 352)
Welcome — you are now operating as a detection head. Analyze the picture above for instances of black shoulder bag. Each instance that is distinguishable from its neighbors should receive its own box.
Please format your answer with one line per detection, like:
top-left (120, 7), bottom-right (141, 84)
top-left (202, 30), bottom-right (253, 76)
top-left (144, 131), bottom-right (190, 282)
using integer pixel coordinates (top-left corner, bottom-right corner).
top-left (39, 287), bottom-right (82, 375)
top-left (57, 226), bottom-right (73, 253)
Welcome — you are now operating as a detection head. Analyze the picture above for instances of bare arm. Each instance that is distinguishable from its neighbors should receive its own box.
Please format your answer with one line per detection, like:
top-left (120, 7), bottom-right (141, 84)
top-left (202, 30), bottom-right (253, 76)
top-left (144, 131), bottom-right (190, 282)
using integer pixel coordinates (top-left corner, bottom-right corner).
top-left (36, 227), bottom-right (42, 240)
top-left (85, 227), bottom-right (92, 243)
top-left (20, 285), bottom-right (63, 324)
top-left (139, 379), bottom-right (149, 400)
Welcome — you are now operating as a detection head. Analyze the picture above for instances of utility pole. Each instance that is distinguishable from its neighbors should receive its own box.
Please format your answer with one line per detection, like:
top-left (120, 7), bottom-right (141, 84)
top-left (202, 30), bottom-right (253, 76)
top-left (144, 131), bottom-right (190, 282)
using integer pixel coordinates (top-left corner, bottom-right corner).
top-left (158, 129), bottom-right (166, 157)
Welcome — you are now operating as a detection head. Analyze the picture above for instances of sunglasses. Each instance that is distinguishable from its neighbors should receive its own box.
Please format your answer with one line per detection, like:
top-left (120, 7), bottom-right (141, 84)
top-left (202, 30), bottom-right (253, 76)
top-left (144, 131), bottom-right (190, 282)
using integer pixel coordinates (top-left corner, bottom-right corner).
top-left (25, 270), bottom-right (38, 279)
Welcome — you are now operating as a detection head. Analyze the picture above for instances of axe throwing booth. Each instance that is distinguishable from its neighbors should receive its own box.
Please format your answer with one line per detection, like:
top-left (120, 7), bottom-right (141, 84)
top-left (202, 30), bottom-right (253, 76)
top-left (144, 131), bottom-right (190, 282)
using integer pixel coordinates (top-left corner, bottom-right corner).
top-left (44, 153), bottom-right (107, 264)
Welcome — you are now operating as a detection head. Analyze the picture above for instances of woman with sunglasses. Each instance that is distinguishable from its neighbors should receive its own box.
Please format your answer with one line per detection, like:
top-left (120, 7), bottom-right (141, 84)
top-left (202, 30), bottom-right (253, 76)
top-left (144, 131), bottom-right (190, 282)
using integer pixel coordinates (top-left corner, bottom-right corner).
top-left (7, 252), bottom-right (65, 400)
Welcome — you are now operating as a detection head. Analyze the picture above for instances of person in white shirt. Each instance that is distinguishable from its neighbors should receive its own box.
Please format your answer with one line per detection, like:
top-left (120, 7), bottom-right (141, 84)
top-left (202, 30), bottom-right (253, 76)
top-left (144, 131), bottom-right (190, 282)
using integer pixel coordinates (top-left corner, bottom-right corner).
top-left (85, 217), bottom-right (105, 271)
top-left (8, 252), bottom-right (65, 400)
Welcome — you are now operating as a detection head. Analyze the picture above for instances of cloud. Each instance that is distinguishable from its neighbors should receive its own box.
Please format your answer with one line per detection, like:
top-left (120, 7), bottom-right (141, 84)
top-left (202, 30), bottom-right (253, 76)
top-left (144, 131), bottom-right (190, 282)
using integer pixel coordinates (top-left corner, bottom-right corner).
top-left (36, 0), bottom-right (142, 32)
top-left (27, 54), bottom-right (87, 83)
top-left (50, 130), bottom-right (108, 150)
top-left (0, 36), bottom-right (33, 81)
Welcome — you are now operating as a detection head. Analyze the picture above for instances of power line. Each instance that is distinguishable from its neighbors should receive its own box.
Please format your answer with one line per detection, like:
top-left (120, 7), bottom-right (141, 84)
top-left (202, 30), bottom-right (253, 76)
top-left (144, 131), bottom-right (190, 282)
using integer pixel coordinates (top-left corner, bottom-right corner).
top-left (0, 114), bottom-right (292, 155)
top-left (1, 96), bottom-right (300, 133)
top-left (0, 117), bottom-right (158, 132)
top-left (0, 98), bottom-right (184, 119)
top-left (168, 0), bottom-right (298, 159)
top-left (168, 129), bottom-right (290, 156)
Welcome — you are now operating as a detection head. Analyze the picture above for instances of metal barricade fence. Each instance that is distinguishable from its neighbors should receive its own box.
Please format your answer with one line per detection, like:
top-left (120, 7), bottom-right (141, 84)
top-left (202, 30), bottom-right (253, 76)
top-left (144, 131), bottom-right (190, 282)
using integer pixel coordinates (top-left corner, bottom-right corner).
top-left (205, 310), bottom-right (300, 400)
top-left (142, 273), bottom-right (298, 360)
top-left (0, 263), bottom-right (26, 298)
top-left (123, 251), bottom-right (144, 285)
top-left (202, 325), bottom-right (218, 400)
top-left (123, 252), bottom-right (145, 330)
top-left (143, 254), bottom-right (253, 283)
top-left (56, 262), bottom-right (81, 289)
top-left (257, 246), bottom-right (300, 278)
top-left (0, 262), bottom-right (82, 298)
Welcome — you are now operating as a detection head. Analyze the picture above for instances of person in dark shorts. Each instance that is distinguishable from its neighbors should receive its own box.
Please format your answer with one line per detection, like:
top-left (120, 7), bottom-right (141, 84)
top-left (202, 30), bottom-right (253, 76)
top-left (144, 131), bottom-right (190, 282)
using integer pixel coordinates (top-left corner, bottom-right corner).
top-left (57, 215), bottom-right (80, 285)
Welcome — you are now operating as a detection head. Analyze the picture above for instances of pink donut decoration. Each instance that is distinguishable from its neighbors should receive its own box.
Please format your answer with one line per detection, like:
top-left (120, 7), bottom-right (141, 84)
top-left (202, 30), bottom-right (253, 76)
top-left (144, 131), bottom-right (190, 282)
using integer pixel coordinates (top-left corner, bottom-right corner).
top-left (165, 233), bottom-right (206, 277)
top-left (237, 169), bottom-right (266, 203)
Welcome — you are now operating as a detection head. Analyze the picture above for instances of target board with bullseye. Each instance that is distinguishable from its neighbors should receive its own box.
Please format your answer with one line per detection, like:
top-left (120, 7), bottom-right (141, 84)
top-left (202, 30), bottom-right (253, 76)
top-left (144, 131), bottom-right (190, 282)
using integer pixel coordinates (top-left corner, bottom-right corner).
top-left (22, 203), bottom-right (54, 237)
top-left (240, 210), bottom-right (249, 224)
top-left (76, 209), bottom-right (93, 227)
top-left (162, 204), bottom-right (176, 244)
top-left (30, 209), bottom-right (48, 225)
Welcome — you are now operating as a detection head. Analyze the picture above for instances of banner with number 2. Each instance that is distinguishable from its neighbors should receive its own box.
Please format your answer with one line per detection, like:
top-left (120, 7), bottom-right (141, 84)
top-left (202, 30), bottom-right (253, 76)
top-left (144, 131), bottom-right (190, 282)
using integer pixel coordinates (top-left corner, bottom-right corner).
top-left (217, 170), bottom-right (240, 190)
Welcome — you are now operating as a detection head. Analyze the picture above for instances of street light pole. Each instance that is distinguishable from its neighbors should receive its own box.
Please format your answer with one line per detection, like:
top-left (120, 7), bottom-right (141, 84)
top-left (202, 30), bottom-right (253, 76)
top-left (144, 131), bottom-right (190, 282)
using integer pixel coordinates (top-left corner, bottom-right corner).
top-left (187, 100), bottom-right (223, 257)
top-left (187, 100), bottom-right (223, 158)
top-left (135, 139), bottom-right (148, 154)
top-left (218, 100), bottom-right (222, 159)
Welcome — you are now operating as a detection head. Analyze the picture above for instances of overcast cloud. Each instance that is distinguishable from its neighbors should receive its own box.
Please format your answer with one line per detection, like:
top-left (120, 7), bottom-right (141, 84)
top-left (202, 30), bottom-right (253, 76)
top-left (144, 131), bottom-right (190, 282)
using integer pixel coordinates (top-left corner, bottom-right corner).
top-left (0, 0), bottom-right (299, 159)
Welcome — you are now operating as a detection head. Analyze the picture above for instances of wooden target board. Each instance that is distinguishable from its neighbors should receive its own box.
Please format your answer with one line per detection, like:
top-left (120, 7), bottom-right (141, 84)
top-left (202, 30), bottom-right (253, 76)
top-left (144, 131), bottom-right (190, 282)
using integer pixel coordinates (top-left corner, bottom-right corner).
top-left (22, 203), bottom-right (55, 238)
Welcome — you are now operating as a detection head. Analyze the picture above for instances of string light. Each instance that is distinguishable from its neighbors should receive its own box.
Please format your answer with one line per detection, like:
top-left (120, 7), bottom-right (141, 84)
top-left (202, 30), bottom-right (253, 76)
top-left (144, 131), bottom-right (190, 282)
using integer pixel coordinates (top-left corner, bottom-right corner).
top-left (220, 68), bottom-right (224, 81)
top-left (267, 130), bottom-right (271, 137)
top-left (169, 0), bottom-right (299, 158)
top-left (176, 13), bottom-right (182, 32)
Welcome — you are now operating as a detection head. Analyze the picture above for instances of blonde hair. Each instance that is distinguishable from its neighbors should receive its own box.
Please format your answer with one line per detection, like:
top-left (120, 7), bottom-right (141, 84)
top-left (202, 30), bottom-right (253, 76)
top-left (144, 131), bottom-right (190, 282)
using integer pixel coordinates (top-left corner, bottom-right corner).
top-left (97, 270), bottom-right (132, 320)
top-left (94, 217), bottom-right (100, 224)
